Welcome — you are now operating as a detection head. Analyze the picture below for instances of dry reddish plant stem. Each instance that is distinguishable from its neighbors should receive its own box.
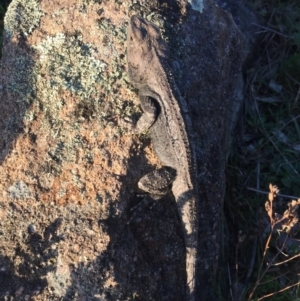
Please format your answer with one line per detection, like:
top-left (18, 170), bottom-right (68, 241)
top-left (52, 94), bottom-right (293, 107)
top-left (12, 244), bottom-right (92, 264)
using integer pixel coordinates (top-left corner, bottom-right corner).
top-left (247, 184), bottom-right (279, 300)
top-left (247, 184), bottom-right (300, 300)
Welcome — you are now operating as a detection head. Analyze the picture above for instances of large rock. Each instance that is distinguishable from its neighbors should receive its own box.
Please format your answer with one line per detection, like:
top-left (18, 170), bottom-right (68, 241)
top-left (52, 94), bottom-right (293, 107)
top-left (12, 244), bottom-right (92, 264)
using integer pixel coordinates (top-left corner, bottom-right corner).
top-left (0, 0), bottom-right (246, 300)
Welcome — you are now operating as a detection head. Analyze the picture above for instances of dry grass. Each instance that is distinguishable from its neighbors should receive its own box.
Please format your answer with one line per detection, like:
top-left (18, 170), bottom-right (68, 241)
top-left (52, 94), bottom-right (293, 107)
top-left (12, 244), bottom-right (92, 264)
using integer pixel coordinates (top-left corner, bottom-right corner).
top-left (226, 0), bottom-right (300, 300)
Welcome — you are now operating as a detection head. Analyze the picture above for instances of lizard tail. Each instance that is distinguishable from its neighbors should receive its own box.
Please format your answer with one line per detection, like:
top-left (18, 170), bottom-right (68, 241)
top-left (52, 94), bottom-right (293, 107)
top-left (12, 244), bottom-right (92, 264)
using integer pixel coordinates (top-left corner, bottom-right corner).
top-left (173, 180), bottom-right (198, 301)
top-left (186, 246), bottom-right (197, 301)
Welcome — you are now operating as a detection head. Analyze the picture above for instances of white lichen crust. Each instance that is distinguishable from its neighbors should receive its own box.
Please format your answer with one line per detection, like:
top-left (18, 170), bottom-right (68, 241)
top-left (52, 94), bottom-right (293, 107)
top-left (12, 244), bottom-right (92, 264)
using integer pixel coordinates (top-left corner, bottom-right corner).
top-left (188, 0), bottom-right (204, 13)
top-left (34, 33), bottom-right (107, 103)
top-left (4, 0), bottom-right (44, 38)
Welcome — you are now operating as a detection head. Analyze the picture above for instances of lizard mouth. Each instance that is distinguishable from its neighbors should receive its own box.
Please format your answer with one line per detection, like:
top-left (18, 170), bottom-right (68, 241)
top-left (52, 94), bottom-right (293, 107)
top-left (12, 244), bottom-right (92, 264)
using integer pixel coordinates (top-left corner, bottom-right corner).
top-left (128, 61), bottom-right (138, 69)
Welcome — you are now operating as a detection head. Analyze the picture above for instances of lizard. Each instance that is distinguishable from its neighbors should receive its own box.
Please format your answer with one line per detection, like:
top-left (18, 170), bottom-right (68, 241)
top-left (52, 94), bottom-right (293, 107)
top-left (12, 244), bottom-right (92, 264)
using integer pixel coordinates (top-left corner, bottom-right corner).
top-left (127, 15), bottom-right (198, 301)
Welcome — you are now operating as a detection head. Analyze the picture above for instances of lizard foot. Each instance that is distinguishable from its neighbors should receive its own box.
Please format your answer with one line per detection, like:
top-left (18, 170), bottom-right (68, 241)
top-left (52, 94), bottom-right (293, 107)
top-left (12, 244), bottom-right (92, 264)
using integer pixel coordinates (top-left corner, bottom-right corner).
top-left (138, 166), bottom-right (177, 197)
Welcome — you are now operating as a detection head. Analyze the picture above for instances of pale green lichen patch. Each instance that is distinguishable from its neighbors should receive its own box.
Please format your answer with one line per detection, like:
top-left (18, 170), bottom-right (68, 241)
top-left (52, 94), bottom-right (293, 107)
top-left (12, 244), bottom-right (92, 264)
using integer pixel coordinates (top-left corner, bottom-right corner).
top-left (4, 0), bottom-right (44, 38)
top-left (31, 32), bottom-right (109, 139)
top-left (8, 180), bottom-right (32, 199)
top-left (27, 28), bottom-right (136, 202)
top-left (1, 0), bottom-right (144, 206)
top-left (34, 33), bottom-right (107, 102)
top-left (6, 51), bottom-right (36, 102)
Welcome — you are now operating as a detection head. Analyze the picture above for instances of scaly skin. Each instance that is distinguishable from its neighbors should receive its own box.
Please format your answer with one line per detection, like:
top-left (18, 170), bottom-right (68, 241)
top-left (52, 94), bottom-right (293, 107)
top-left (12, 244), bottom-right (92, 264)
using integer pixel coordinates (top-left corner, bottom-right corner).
top-left (127, 15), bottom-right (198, 300)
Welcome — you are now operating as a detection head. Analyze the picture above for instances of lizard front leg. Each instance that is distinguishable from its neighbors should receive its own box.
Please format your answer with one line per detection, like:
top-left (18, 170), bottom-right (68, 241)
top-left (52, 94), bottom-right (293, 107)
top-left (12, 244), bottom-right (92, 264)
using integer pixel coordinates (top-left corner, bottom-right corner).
top-left (120, 94), bottom-right (157, 132)
top-left (135, 94), bottom-right (158, 133)
top-left (128, 167), bottom-right (176, 225)
top-left (138, 166), bottom-right (177, 197)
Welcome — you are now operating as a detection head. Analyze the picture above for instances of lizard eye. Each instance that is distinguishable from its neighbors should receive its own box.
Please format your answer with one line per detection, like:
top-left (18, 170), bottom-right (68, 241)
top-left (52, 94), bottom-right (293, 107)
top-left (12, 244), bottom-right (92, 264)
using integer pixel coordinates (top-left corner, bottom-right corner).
top-left (148, 25), bottom-right (160, 39)
top-left (132, 27), bottom-right (147, 41)
top-left (140, 27), bottom-right (147, 39)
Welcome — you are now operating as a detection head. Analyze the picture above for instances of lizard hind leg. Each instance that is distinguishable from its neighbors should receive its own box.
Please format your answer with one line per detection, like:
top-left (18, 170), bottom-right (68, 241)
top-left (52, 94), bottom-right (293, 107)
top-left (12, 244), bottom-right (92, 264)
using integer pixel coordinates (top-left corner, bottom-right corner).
top-left (138, 166), bottom-right (177, 198)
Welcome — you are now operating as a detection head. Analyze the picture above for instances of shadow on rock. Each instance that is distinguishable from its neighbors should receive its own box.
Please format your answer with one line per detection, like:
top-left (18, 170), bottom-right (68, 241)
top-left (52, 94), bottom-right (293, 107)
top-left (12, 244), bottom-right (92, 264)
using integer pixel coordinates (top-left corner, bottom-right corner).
top-left (0, 37), bottom-right (36, 164)
top-left (61, 194), bottom-right (186, 301)
top-left (0, 218), bottom-right (64, 300)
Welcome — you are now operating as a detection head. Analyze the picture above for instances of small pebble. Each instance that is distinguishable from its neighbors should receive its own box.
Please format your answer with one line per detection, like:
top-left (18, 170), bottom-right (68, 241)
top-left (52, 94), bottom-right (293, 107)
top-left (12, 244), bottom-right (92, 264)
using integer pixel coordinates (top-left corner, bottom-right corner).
top-left (28, 224), bottom-right (36, 234)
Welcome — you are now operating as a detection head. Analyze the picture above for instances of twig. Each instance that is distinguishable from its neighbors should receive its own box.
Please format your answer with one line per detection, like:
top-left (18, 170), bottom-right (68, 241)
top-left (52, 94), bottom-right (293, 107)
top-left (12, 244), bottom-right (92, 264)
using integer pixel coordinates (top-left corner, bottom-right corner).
top-left (245, 186), bottom-right (299, 200)
top-left (244, 236), bottom-right (258, 289)
top-left (256, 159), bottom-right (260, 190)
top-left (284, 71), bottom-right (300, 85)
top-left (227, 264), bottom-right (234, 301)
top-left (247, 231), bottom-right (272, 300)
top-left (295, 86), bottom-right (300, 106)
top-left (252, 86), bottom-right (300, 177)
top-left (248, 187), bottom-right (286, 300)
top-left (248, 234), bottom-right (289, 300)
top-left (251, 23), bottom-right (291, 39)
top-left (258, 270), bottom-right (290, 286)
top-left (273, 252), bottom-right (300, 266)
top-left (257, 281), bottom-right (300, 300)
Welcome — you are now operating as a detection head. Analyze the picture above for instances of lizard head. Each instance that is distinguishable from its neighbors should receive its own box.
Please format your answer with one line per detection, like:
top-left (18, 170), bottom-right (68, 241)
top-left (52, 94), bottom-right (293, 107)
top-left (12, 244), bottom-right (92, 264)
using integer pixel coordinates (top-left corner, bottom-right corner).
top-left (127, 15), bottom-right (169, 76)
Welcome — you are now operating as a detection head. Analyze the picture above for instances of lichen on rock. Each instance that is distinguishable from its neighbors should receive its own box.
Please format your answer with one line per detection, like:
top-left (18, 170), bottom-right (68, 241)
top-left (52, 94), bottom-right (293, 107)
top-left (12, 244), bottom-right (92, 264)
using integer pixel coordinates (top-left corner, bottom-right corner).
top-left (34, 33), bottom-right (107, 102)
top-left (8, 180), bottom-right (32, 199)
top-left (188, 0), bottom-right (204, 13)
top-left (4, 0), bottom-right (44, 38)
top-left (6, 50), bottom-right (35, 101)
